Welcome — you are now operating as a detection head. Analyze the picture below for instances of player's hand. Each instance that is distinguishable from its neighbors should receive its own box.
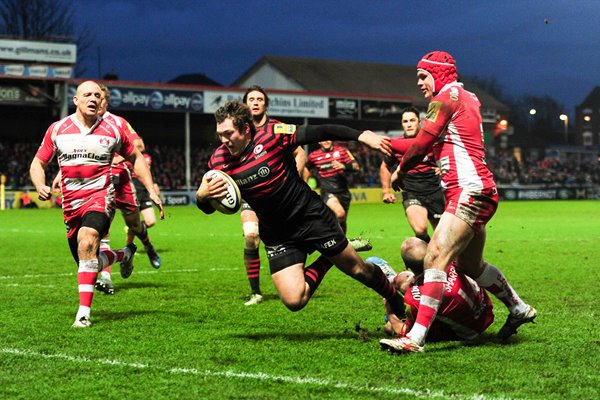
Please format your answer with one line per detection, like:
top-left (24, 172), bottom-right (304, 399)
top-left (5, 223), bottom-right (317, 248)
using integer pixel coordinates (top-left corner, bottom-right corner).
top-left (197, 173), bottom-right (228, 202)
top-left (358, 130), bottom-right (392, 157)
top-left (382, 192), bottom-right (396, 203)
top-left (390, 167), bottom-right (405, 191)
top-left (149, 192), bottom-right (165, 220)
top-left (331, 160), bottom-right (345, 171)
top-left (51, 174), bottom-right (61, 194)
top-left (36, 184), bottom-right (52, 201)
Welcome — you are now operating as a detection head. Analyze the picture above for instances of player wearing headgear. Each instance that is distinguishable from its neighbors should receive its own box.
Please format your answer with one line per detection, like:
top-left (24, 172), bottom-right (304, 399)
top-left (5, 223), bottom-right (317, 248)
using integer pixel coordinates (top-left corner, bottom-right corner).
top-left (383, 51), bottom-right (537, 353)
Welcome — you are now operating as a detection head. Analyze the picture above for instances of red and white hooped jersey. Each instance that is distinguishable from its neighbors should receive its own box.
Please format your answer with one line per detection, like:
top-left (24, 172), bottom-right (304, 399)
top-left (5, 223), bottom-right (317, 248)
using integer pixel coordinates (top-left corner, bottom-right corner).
top-left (404, 263), bottom-right (494, 340)
top-left (421, 82), bottom-right (496, 194)
top-left (103, 110), bottom-right (141, 175)
top-left (35, 114), bottom-right (135, 214)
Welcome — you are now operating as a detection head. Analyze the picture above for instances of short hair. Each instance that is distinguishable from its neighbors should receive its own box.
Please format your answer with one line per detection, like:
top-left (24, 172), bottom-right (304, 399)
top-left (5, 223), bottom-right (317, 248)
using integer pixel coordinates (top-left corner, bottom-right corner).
top-left (400, 237), bottom-right (427, 275)
top-left (214, 100), bottom-right (256, 135)
top-left (242, 85), bottom-right (269, 107)
top-left (99, 84), bottom-right (110, 102)
top-left (401, 106), bottom-right (420, 119)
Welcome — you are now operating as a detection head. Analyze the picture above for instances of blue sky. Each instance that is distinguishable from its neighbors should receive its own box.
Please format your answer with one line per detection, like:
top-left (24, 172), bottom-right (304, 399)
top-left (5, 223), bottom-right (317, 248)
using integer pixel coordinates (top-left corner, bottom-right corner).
top-left (75, 0), bottom-right (600, 114)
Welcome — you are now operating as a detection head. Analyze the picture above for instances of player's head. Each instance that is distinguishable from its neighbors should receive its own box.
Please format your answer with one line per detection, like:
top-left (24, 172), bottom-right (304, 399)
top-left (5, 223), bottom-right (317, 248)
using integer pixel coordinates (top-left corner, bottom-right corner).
top-left (401, 106), bottom-right (420, 138)
top-left (214, 101), bottom-right (256, 157)
top-left (400, 237), bottom-right (427, 275)
top-left (319, 140), bottom-right (333, 151)
top-left (73, 80), bottom-right (102, 120)
top-left (98, 84), bottom-right (110, 116)
top-left (416, 51), bottom-right (457, 98)
top-left (243, 85), bottom-right (269, 122)
top-left (394, 270), bottom-right (416, 295)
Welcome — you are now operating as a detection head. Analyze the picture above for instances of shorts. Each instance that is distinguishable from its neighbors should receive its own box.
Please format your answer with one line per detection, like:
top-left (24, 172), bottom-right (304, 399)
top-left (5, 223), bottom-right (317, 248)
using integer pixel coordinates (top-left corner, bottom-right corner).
top-left (64, 192), bottom-right (115, 240)
top-left (67, 211), bottom-right (112, 263)
top-left (262, 196), bottom-right (348, 273)
top-left (133, 179), bottom-right (153, 211)
top-left (402, 189), bottom-right (445, 221)
top-left (445, 187), bottom-right (498, 233)
top-left (320, 189), bottom-right (351, 212)
top-left (113, 168), bottom-right (139, 213)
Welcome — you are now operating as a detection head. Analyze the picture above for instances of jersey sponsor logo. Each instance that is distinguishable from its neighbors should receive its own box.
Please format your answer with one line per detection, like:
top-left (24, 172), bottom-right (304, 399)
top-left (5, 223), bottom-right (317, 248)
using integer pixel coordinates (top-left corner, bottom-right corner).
top-left (425, 101), bottom-right (442, 123)
top-left (61, 152), bottom-right (111, 162)
top-left (266, 244), bottom-right (286, 258)
top-left (449, 87), bottom-right (459, 101)
top-left (273, 123), bottom-right (296, 135)
top-left (258, 166), bottom-right (270, 178)
top-left (319, 239), bottom-right (337, 249)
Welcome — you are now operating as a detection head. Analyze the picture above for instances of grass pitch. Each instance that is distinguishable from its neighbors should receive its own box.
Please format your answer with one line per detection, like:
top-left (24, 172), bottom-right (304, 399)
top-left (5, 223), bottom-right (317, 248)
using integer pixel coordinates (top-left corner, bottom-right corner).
top-left (0, 201), bottom-right (598, 399)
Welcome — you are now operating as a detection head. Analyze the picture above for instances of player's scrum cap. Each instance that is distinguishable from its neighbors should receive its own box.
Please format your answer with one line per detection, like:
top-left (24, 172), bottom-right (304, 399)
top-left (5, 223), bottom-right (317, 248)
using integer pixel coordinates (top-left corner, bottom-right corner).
top-left (417, 51), bottom-right (457, 94)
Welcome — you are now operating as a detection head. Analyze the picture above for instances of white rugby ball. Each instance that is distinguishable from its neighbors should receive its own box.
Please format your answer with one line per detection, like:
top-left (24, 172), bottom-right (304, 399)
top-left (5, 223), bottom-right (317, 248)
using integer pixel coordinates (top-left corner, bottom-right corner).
top-left (204, 169), bottom-right (241, 214)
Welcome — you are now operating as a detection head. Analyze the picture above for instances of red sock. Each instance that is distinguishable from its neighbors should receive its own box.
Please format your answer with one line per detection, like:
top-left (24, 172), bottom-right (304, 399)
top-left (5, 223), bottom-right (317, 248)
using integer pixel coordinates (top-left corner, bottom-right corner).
top-left (244, 248), bottom-right (261, 294)
top-left (304, 256), bottom-right (333, 293)
top-left (78, 259), bottom-right (98, 309)
top-left (408, 269), bottom-right (447, 345)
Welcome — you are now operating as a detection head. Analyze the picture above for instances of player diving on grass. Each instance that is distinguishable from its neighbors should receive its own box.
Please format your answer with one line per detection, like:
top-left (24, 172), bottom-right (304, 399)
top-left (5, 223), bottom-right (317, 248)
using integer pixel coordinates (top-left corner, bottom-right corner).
top-left (195, 100), bottom-right (406, 318)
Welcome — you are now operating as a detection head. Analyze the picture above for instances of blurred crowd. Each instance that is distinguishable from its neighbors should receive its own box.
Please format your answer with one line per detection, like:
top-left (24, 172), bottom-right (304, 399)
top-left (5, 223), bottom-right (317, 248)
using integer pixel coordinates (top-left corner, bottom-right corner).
top-left (2, 140), bottom-right (599, 191)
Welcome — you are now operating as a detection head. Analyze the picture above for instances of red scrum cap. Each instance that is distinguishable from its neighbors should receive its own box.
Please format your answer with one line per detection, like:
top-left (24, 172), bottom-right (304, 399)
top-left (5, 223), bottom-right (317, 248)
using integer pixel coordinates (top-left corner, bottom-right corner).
top-left (417, 51), bottom-right (457, 94)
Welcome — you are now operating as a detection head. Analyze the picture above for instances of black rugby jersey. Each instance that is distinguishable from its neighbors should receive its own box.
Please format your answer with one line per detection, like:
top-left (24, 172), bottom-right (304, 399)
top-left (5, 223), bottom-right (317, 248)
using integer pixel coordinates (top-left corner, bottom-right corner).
top-left (208, 120), bottom-right (312, 227)
top-left (306, 145), bottom-right (355, 193)
top-left (384, 151), bottom-right (441, 195)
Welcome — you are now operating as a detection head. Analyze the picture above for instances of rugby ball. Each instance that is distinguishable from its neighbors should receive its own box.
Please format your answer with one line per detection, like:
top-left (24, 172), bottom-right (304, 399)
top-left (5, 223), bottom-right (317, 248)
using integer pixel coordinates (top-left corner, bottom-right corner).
top-left (204, 169), bottom-right (241, 214)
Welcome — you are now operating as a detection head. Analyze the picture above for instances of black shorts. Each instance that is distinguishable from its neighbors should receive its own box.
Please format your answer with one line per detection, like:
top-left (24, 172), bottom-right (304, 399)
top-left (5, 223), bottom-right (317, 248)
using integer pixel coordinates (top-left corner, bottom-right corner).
top-left (240, 199), bottom-right (253, 212)
top-left (320, 189), bottom-right (352, 212)
top-left (67, 211), bottom-right (111, 264)
top-left (262, 196), bottom-right (348, 273)
top-left (133, 179), bottom-right (154, 211)
top-left (402, 189), bottom-right (445, 221)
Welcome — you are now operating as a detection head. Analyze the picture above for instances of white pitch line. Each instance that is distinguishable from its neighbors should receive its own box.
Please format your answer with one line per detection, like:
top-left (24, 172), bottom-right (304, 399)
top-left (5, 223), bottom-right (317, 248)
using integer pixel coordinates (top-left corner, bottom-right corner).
top-left (0, 347), bottom-right (514, 400)
top-left (0, 268), bottom-right (201, 280)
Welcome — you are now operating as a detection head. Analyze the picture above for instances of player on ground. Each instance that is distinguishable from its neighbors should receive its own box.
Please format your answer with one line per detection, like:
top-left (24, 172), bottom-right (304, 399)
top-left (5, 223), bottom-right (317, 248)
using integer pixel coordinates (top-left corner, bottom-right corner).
top-left (239, 85), bottom-right (307, 306)
top-left (306, 140), bottom-right (359, 234)
top-left (384, 51), bottom-right (536, 353)
top-left (369, 238), bottom-right (494, 347)
top-left (195, 100), bottom-right (406, 318)
top-left (95, 85), bottom-right (163, 294)
top-left (29, 80), bottom-right (163, 327)
top-left (379, 107), bottom-right (443, 242)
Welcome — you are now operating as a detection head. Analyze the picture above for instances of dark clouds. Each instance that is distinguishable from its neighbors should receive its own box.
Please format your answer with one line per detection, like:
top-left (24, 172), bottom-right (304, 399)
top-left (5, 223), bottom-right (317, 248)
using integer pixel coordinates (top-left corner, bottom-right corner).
top-left (76, 0), bottom-right (600, 113)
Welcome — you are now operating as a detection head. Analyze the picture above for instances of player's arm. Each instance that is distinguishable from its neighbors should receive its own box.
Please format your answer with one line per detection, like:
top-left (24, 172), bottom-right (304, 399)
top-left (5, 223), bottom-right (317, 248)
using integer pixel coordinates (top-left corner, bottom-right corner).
top-left (195, 172), bottom-right (230, 214)
top-left (293, 146), bottom-right (307, 175)
top-left (29, 157), bottom-right (51, 201)
top-left (296, 125), bottom-right (391, 157)
top-left (379, 160), bottom-right (396, 203)
top-left (124, 149), bottom-right (164, 219)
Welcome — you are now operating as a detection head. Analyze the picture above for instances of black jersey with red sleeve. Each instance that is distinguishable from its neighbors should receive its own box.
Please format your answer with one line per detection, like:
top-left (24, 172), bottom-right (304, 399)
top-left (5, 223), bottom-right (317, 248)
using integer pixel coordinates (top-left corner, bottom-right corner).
top-left (208, 121), bottom-right (313, 229)
top-left (384, 148), bottom-right (441, 196)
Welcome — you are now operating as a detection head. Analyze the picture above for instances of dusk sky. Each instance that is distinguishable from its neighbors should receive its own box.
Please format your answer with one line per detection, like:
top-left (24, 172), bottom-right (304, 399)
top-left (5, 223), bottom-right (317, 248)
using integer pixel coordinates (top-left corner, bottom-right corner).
top-left (74, 0), bottom-right (600, 115)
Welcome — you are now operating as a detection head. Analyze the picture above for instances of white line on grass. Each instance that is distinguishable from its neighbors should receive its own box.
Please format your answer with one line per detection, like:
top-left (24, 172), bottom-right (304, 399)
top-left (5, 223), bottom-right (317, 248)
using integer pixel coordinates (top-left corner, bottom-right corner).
top-left (0, 269), bottom-right (201, 280)
top-left (1, 347), bottom-right (514, 400)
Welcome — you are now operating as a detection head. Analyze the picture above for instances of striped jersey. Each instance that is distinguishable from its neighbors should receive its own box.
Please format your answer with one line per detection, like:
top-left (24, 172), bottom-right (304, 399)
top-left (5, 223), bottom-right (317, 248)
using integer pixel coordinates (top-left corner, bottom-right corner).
top-left (384, 146), bottom-right (441, 195)
top-left (306, 144), bottom-right (355, 193)
top-left (35, 114), bottom-right (135, 214)
top-left (421, 82), bottom-right (496, 193)
top-left (208, 119), bottom-right (313, 229)
top-left (404, 263), bottom-right (494, 340)
top-left (103, 111), bottom-right (141, 175)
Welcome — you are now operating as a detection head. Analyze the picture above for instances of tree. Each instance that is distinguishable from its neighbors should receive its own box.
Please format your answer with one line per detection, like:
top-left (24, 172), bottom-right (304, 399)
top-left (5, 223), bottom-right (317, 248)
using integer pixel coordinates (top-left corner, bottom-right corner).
top-left (0, 0), bottom-right (94, 75)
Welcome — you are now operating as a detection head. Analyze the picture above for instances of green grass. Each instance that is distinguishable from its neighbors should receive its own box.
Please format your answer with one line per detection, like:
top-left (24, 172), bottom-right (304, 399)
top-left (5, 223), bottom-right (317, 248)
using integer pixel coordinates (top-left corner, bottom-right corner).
top-left (0, 201), bottom-right (599, 400)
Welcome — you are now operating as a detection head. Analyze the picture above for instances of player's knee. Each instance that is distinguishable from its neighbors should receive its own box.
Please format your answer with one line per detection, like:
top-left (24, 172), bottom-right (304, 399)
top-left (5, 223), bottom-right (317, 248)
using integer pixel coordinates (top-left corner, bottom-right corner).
top-left (284, 300), bottom-right (307, 312)
top-left (244, 231), bottom-right (260, 248)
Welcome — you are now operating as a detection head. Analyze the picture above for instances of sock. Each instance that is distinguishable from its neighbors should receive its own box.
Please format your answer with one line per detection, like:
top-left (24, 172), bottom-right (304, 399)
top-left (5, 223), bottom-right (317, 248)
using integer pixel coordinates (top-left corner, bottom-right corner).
top-left (135, 222), bottom-right (153, 249)
top-left (98, 248), bottom-right (128, 269)
top-left (99, 238), bottom-right (111, 251)
top-left (77, 259), bottom-right (99, 317)
top-left (244, 248), bottom-right (261, 294)
top-left (304, 256), bottom-right (333, 294)
top-left (407, 269), bottom-right (447, 346)
top-left (363, 264), bottom-right (406, 318)
top-left (475, 261), bottom-right (528, 315)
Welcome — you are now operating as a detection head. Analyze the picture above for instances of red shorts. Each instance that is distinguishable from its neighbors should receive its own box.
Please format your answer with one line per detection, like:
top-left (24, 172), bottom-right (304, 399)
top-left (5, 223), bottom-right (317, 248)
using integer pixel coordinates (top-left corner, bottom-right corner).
top-left (64, 192), bottom-right (115, 239)
top-left (112, 166), bottom-right (139, 213)
top-left (445, 187), bottom-right (498, 233)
